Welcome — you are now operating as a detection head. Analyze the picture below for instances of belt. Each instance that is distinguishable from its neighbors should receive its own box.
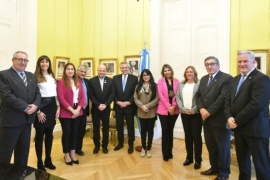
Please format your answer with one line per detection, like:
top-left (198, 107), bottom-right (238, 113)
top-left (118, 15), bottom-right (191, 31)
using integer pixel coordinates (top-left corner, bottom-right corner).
top-left (73, 103), bottom-right (78, 108)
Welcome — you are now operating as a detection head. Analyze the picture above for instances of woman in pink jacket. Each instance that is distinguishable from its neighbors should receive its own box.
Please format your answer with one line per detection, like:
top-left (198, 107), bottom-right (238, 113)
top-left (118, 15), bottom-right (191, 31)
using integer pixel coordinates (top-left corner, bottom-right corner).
top-left (57, 63), bottom-right (85, 166)
top-left (157, 64), bottom-right (179, 162)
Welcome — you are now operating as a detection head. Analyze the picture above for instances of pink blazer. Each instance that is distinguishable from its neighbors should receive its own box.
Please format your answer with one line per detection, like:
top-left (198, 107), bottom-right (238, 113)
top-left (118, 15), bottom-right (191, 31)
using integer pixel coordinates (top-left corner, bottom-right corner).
top-left (157, 77), bottom-right (180, 115)
top-left (57, 79), bottom-right (85, 118)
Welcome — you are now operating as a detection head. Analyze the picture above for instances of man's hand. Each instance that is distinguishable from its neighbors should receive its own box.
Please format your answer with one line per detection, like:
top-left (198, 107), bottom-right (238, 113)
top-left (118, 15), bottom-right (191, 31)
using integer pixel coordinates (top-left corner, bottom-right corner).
top-left (199, 108), bottom-right (210, 121)
top-left (228, 117), bottom-right (237, 129)
top-left (25, 104), bottom-right (38, 115)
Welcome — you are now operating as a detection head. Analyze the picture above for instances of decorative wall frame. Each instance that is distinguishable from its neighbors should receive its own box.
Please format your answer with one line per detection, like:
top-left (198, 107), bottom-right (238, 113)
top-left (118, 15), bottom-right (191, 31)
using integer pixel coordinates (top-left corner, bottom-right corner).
top-left (80, 57), bottom-right (94, 78)
top-left (124, 55), bottom-right (141, 76)
top-left (99, 58), bottom-right (118, 76)
top-left (250, 49), bottom-right (270, 76)
top-left (54, 56), bottom-right (70, 79)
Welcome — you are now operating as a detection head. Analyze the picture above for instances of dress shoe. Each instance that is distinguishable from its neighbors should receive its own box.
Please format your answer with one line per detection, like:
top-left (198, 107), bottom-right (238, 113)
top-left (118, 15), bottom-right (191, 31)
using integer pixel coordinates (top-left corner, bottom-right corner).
top-left (146, 150), bottom-right (152, 158)
top-left (163, 157), bottom-right (169, 162)
top-left (44, 158), bottom-right (56, 170)
top-left (183, 159), bottom-right (193, 166)
top-left (140, 149), bottom-right (146, 157)
top-left (93, 148), bottom-right (100, 154)
top-left (76, 150), bottom-right (85, 156)
top-left (214, 176), bottom-right (228, 180)
top-left (200, 168), bottom-right (219, 175)
top-left (169, 154), bottom-right (173, 159)
top-left (64, 157), bottom-right (73, 166)
top-left (135, 146), bottom-right (142, 152)
top-left (128, 146), bottom-right (134, 154)
top-left (114, 144), bottom-right (123, 151)
top-left (103, 148), bottom-right (109, 154)
top-left (72, 159), bottom-right (79, 164)
top-left (194, 162), bottom-right (201, 169)
top-left (37, 161), bottom-right (46, 172)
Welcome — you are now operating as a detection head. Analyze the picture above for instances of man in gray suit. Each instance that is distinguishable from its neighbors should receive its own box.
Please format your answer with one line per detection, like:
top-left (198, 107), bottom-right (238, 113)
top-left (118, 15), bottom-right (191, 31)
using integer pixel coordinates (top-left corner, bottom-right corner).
top-left (0, 51), bottom-right (41, 166)
top-left (196, 56), bottom-right (232, 180)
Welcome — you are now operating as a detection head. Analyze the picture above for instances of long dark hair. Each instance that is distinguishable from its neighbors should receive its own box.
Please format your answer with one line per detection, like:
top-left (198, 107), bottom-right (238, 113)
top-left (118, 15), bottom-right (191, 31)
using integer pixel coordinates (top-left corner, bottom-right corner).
top-left (34, 55), bottom-right (55, 83)
top-left (136, 69), bottom-right (157, 101)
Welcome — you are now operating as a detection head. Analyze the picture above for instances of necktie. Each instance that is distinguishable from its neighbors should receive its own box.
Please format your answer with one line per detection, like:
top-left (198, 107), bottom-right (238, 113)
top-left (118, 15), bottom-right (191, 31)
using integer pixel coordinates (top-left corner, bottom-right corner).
top-left (20, 72), bottom-right (27, 86)
top-left (235, 74), bottom-right (246, 95)
top-left (207, 75), bottom-right (213, 87)
top-left (81, 80), bottom-right (88, 108)
top-left (100, 78), bottom-right (104, 91)
top-left (122, 75), bottom-right (126, 91)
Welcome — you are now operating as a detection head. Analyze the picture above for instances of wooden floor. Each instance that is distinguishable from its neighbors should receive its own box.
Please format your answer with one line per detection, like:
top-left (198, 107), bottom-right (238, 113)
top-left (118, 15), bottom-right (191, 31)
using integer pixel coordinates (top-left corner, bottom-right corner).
top-left (26, 130), bottom-right (256, 180)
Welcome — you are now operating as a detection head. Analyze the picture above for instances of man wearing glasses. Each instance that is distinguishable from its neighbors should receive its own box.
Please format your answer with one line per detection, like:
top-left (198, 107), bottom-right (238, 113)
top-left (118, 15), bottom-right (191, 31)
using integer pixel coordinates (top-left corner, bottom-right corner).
top-left (0, 51), bottom-right (41, 166)
top-left (196, 56), bottom-right (232, 180)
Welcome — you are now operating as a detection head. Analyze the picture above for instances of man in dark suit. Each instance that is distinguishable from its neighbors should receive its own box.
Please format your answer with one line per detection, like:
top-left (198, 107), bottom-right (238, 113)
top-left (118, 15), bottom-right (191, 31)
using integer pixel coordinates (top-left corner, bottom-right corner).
top-left (89, 64), bottom-right (115, 154)
top-left (0, 51), bottom-right (41, 166)
top-left (196, 56), bottom-right (232, 180)
top-left (225, 50), bottom-right (270, 180)
top-left (76, 65), bottom-right (90, 156)
top-left (113, 62), bottom-right (138, 154)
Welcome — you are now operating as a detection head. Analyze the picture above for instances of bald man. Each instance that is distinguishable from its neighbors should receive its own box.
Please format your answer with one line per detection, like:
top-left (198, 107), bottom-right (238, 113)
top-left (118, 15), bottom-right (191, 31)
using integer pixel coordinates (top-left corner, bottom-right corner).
top-left (88, 64), bottom-right (115, 154)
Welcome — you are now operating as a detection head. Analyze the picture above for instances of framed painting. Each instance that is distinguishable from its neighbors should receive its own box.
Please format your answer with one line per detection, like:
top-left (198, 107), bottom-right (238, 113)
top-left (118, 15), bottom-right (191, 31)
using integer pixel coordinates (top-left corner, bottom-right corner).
top-left (124, 55), bottom-right (141, 76)
top-left (80, 57), bottom-right (94, 78)
top-left (54, 56), bottom-right (70, 79)
top-left (250, 49), bottom-right (270, 76)
top-left (99, 58), bottom-right (118, 76)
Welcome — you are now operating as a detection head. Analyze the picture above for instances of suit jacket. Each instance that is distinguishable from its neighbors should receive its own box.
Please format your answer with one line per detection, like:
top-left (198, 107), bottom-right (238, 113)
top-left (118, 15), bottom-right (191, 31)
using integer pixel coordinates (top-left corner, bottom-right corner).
top-left (225, 69), bottom-right (270, 137)
top-left (113, 74), bottom-right (138, 113)
top-left (176, 80), bottom-right (200, 114)
top-left (196, 71), bottom-right (232, 127)
top-left (0, 67), bottom-right (41, 127)
top-left (157, 77), bottom-right (180, 115)
top-left (88, 76), bottom-right (115, 113)
top-left (57, 79), bottom-right (85, 118)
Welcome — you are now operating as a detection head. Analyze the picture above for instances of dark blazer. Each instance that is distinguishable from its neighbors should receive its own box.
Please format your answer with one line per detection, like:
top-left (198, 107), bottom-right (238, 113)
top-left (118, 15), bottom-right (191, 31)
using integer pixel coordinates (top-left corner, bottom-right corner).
top-left (0, 67), bottom-right (41, 127)
top-left (88, 76), bottom-right (115, 113)
top-left (113, 74), bottom-right (138, 113)
top-left (225, 69), bottom-right (270, 137)
top-left (196, 71), bottom-right (232, 127)
top-left (82, 78), bottom-right (90, 116)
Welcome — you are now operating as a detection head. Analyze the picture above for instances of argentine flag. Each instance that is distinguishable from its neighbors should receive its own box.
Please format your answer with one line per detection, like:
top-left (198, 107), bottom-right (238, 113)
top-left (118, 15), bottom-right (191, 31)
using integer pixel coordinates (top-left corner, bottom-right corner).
top-left (139, 48), bottom-right (150, 74)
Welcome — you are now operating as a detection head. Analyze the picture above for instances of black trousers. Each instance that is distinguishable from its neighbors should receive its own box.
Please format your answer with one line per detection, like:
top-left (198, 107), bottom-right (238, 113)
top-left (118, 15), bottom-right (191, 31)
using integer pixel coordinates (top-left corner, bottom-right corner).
top-left (181, 113), bottom-right (202, 163)
top-left (115, 111), bottom-right (135, 146)
top-left (159, 114), bottom-right (179, 158)
top-left (140, 117), bottom-right (156, 150)
top-left (92, 110), bottom-right (110, 148)
top-left (35, 125), bottom-right (54, 162)
top-left (0, 124), bottom-right (31, 166)
top-left (34, 97), bottom-right (56, 162)
top-left (203, 124), bottom-right (231, 178)
top-left (59, 117), bottom-right (80, 153)
top-left (234, 131), bottom-right (270, 180)
top-left (76, 108), bottom-right (87, 152)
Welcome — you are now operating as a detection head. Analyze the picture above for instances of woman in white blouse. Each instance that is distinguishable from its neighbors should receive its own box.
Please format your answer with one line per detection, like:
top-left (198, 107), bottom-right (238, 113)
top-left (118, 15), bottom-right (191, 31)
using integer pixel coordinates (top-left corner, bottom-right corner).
top-left (176, 66), bottom-right (202, 169)
top-left (34, 55), bottom-right (60, 172)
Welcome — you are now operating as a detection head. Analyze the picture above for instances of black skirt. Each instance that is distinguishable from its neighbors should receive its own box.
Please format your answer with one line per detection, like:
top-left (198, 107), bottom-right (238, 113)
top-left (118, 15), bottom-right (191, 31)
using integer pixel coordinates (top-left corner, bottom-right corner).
top-left (34, 97), bottom-right (57, 128)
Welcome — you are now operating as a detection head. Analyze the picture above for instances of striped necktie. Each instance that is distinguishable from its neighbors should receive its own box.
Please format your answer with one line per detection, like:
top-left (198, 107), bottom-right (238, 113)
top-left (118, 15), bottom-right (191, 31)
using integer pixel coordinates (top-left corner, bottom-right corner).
top-left (20, 72), bottom-right (27, 86)
top-left (207, 75), bottom-right (213, 87)
top-left (235, 74), bottom-right (246, 96)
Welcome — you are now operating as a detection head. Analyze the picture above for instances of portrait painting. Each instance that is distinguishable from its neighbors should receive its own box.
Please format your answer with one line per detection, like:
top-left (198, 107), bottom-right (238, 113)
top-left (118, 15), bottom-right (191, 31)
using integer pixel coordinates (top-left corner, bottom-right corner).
top-left (54, 56), bottom-right (70, 79)
top-left (99, 58), bottom-right (118, 76)
top-left (124, 55), bottom-right (141, 76)
top-left (80, 58), bottom-right (94, 78)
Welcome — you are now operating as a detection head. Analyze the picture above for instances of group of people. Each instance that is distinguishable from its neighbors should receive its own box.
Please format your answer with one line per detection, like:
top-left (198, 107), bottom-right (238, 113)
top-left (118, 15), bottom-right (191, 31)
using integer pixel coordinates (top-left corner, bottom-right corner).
top-left (0, 50), bottom-right (270, 180)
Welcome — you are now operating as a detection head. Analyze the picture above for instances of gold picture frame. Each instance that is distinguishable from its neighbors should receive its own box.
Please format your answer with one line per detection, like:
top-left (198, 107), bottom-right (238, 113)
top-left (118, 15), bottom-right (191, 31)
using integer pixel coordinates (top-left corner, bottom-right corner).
top-left (124, 55), bottom-right (141, 76)
top-left (80, 57), bottom-right (94, 78)
top-left (250, 49), bottom-right (270, 76)
top-left (99, 58), bottom-right (118, 76)
top-left (54, 56), bottom-right (70, 79)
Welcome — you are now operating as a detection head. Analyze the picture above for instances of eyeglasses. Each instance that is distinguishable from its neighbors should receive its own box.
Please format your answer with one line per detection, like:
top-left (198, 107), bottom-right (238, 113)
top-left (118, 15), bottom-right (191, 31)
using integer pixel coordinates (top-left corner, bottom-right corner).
top-left (204, 63), bottom-right (217, 67)
top-left (14, 58), bottom-right (29, 63)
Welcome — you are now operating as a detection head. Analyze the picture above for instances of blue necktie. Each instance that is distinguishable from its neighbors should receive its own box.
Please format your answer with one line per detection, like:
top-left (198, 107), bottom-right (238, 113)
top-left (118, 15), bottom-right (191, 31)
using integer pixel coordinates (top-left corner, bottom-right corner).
top-left (81, 80), bottom-right (88, 107)
top-left (235, 74), bottom-right (246, 96)
top-left (20, 72), bottom-right (27, 86)
top-left (207, 75), bottom-right (213, 87)
top-left (122, 75), bottom-right (126, 91)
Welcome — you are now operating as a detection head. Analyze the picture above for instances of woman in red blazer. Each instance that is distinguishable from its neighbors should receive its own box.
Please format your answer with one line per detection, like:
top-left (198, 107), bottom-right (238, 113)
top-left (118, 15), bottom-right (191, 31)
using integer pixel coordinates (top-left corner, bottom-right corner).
top-left (157, 64), bottom-right (179, 162)
top-left (57, 63), bottom-right (85, 166)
